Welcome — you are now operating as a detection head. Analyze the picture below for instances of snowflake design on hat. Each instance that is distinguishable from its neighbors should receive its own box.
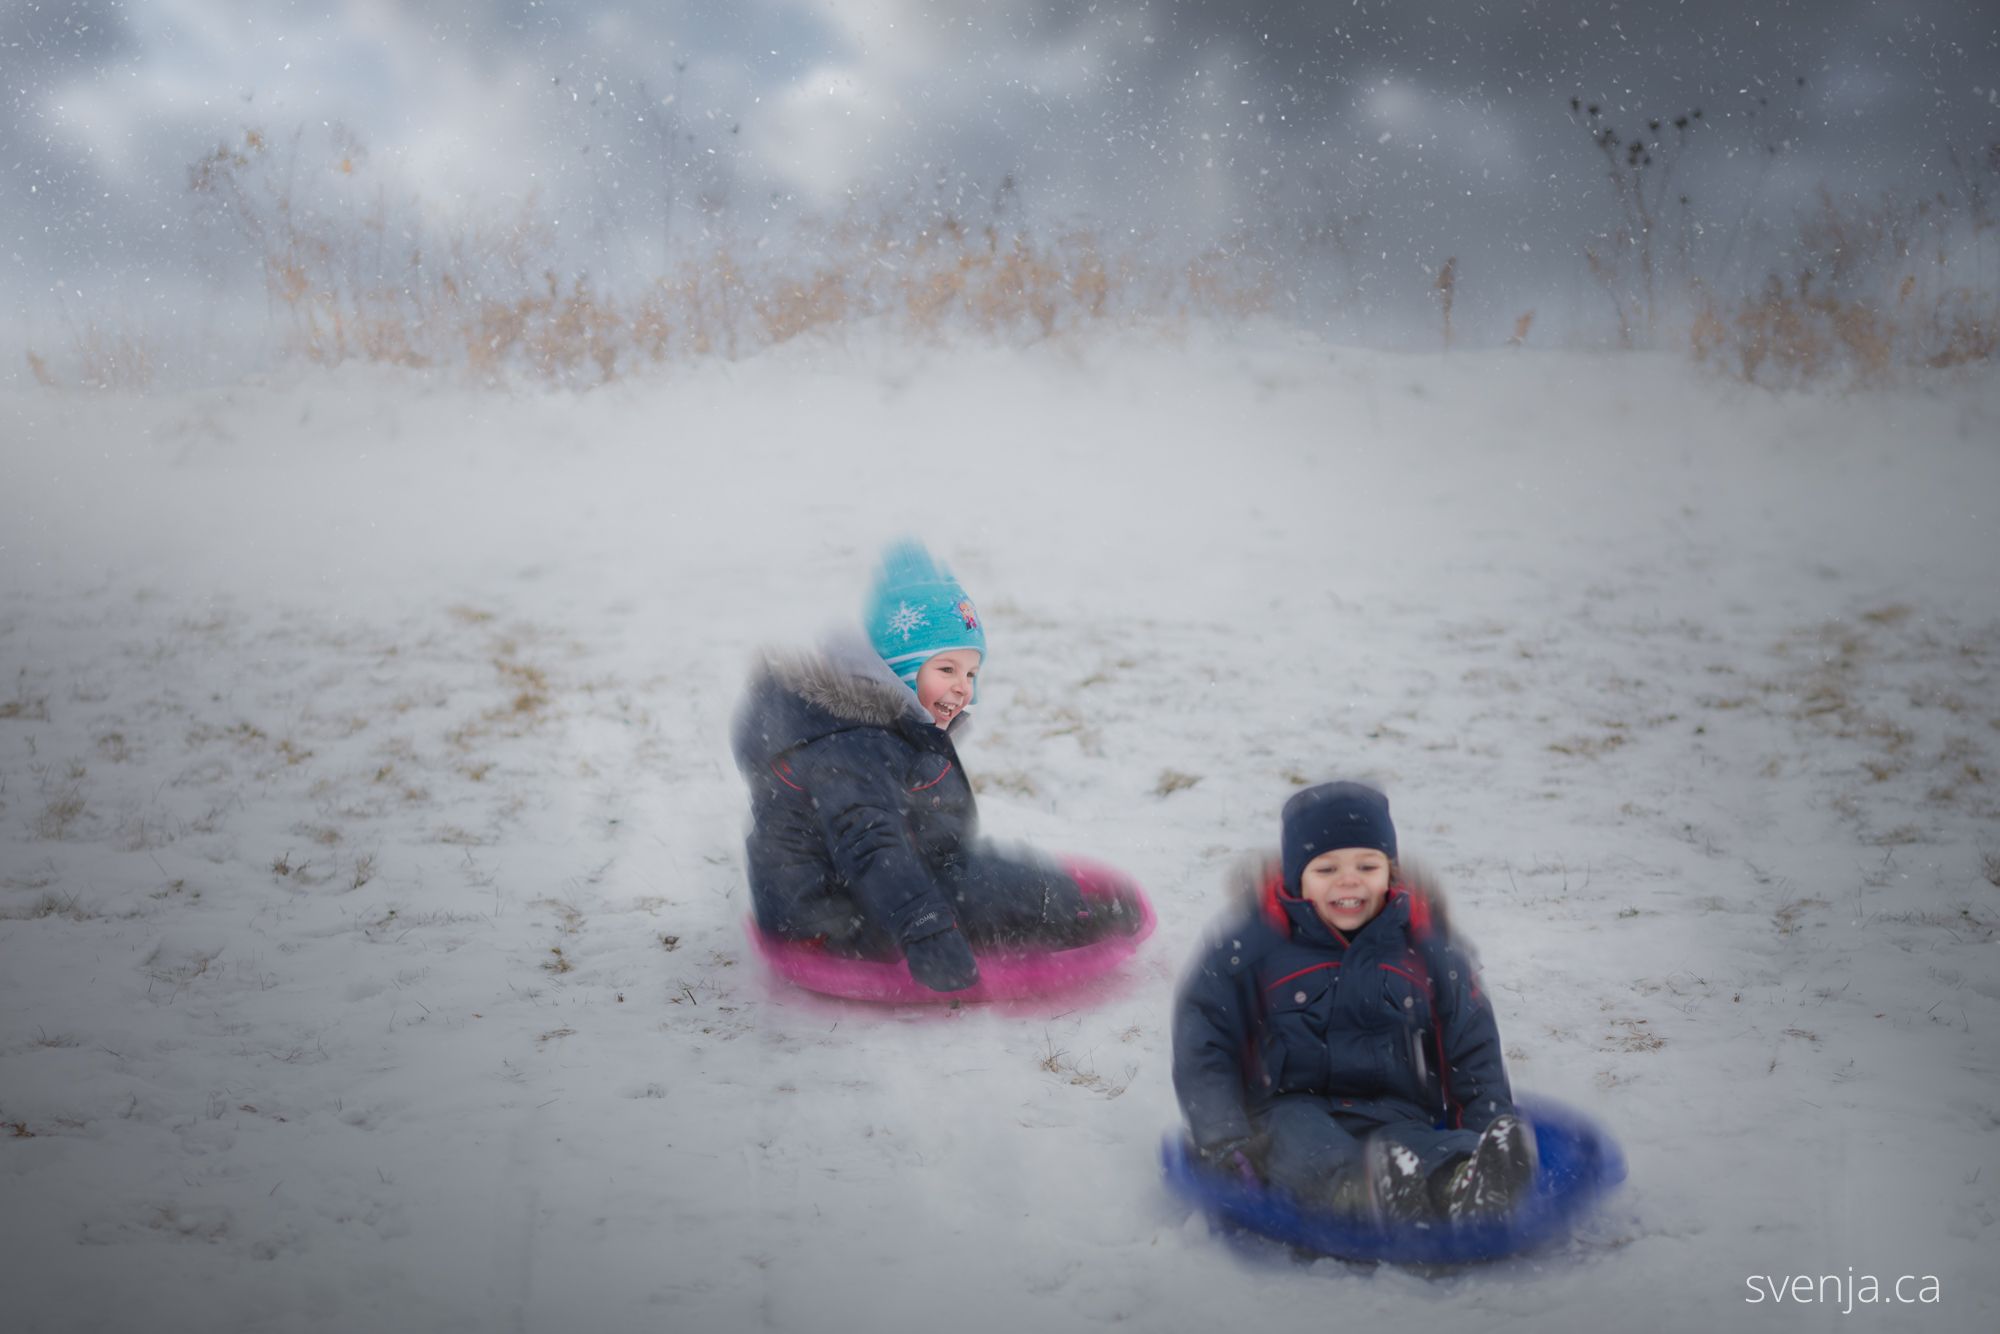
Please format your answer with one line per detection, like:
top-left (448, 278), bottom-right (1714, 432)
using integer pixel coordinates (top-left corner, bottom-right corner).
top-left (886, 600), bottom-right (928, 640)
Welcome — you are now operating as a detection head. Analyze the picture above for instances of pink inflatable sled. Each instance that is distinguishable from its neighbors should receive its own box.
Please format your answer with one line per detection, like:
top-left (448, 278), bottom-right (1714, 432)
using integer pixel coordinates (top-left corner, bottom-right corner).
top-left (748, 857), bottom-right (1156, 1003)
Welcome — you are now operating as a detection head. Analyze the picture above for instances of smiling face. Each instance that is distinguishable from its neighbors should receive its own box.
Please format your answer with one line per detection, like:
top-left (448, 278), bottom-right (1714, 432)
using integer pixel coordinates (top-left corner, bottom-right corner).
top-left (913, 648), bottom-right (981, 728)
top-left (1298, 847), bottom-right (1393, 934)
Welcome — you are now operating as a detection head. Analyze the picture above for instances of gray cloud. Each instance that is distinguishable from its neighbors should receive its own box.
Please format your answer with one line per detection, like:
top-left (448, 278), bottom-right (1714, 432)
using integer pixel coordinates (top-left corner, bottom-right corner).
top-left (6, 0), bottom-right (1995, 351)
top-left (3, 0), bottom-right (134, 65)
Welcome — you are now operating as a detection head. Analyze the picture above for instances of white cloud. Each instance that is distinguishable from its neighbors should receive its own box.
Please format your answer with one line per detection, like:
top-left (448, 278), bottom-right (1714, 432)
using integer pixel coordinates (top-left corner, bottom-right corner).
top-left (755, 64), bottom-right (897, 202)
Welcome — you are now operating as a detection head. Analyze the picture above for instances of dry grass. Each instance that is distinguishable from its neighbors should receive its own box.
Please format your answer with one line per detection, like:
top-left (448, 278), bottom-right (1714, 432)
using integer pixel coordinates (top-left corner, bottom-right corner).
top-left (1563, 89), bottom-right (1994, 381)
top-left (1692, 273), bottom-right (1987, 388)
top-left (0, 890), bottom-right (98, 922)
top-left (70, 324), bottom-right (159, 391)
top-left (971, 769), bottom-right (1039, 799)
top-left (1434, 256), bottom-right (1457, 348)
top-left (1692, 180), bottom-right (1997, 387)
top-left (25, 318), bottom-right (158, 392)
top-left (1548, 732), bottom-right (1629, 759)
top-left (1037, 1034), bottom-right (1131, 1098)
top-left (22, 118), bottom-right (1311, 391)
top-left (23, 119), bottom-right (1992, 390)
top-left (6, 124), bottom-right (1259, 390)
top-left (1772, 611), bottom-right (1995, 815)
top-left (142, 944), bottom-right (216, 986)
top-left (1603, 1018), bottom-right (1666, 1053)
top-left (33, 791), bottom-right (89, 840)
top-left (494, 657), bottom-right (552, 719)
top-left (187, 720), bottom-right (269, 750)
top-left (1773, 896), bottom-right (1830, 936)
top-left (535, 899), bottom-right (585, 935)
top-left (1, 670), bottom-right (51, 721)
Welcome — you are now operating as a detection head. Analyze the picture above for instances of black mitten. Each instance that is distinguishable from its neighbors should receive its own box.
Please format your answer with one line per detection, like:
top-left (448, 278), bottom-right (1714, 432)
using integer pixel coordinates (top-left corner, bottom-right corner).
top-left (1199, 1136), bottom-right (1264, 1185)
top-left (903, 925), bottom-right (979, 992)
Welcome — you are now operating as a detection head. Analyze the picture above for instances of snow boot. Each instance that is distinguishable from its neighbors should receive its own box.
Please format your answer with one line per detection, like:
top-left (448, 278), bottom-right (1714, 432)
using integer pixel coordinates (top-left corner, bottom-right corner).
top-left (1363, 1136), bottom-right (1435, 1228)
top-left (1437, 1114), bottom-right (1537, 1225)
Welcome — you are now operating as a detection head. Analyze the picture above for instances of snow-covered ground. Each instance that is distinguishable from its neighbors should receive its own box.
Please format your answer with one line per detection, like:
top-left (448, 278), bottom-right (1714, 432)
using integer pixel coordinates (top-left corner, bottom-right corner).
top-left (3, 324), bottom-right (1996, 1333)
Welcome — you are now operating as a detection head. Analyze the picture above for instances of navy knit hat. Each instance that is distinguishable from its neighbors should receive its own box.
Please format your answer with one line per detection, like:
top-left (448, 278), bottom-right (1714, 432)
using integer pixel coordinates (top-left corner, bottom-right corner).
top-left (863, 540), bottom-right (987, 692)
top-left (1281, 781), bottom-right (1397, 890)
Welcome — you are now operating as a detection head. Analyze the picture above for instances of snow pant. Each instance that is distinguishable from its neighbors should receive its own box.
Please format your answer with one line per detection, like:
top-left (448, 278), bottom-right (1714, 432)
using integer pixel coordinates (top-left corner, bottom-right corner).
top-left (823, 850), bottom-right (1095, 958)
top-left (1255, 1094), bottom-right (1481, 1203)
top-left (947, 852), bottom-right (1100, 948)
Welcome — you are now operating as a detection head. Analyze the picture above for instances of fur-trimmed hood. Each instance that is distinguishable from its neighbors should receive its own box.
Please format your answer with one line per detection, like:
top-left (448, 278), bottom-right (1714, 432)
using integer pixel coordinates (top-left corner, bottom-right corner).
top-left (1220, 850), bottom-right (1457, 944)
top-left (731, 631), bottom-right (966, 770)
top-left (753, 634), bottom-right (926, 728)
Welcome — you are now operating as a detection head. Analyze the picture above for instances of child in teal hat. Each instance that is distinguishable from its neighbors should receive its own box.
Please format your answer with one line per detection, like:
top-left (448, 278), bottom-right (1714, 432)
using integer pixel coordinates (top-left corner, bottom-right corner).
top-left (865, 539), bottom-right (988, 707)
top-left (731, 540), bottom-right (1138, 992)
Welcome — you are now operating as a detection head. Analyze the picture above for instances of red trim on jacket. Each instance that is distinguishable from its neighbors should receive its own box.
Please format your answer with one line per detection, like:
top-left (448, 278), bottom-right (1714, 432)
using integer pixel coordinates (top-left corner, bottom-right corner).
top-left (1258, 870), bottom-right (1289, 933)
top-left (1257, 868), bottom-right (1465, 1127)
top-left (1264, 961), bottom-right (1341, 993)
top-left (1372, 882), bottom-right (1464, 1126)
top-left (1378, 962), bottom-right (1429, 990)
top-left (771, 759), bottom-right (804, 791)
top-left (1407, 884), bottom-right (1433, 937)
top-left (1394, 883), bottom-right (1466, 1128)
top-left (908, 761), bottom-right (954, 793)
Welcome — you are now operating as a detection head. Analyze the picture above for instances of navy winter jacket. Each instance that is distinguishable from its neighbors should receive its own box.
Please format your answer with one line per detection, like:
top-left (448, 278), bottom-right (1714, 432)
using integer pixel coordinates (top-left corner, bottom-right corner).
top-left (1172, 861), bottom-right (1515, 1154)
top-left (731, 636), bottom-right (1088, 983)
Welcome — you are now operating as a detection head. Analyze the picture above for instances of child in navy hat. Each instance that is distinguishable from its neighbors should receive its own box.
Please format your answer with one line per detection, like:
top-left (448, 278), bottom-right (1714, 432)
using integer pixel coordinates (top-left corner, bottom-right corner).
top-left (731, 540), bottom-right (1137, 992)
top-left (1171, 781), bottom-right (1535, 1226)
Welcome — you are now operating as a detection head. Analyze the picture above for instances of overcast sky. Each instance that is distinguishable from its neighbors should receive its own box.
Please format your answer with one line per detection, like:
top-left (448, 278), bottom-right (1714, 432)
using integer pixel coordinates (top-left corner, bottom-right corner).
top-left (6, 0), bottom-right (1997, 345)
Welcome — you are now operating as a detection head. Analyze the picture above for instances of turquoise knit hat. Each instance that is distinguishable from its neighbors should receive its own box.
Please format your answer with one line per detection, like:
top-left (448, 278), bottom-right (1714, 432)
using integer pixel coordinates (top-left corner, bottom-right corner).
top-left (864, 540), bottom-right (987, 693)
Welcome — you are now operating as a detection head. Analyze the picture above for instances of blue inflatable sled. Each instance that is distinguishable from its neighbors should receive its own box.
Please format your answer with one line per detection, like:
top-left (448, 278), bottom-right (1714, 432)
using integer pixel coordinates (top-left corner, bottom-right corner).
top-left (1162, 1096), bottom-right (1625, 1265)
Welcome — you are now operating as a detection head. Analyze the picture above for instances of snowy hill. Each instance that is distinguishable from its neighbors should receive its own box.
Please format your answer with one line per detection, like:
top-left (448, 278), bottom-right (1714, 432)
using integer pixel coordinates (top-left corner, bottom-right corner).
top-left (3, 325), bottom-right (1997, 1333)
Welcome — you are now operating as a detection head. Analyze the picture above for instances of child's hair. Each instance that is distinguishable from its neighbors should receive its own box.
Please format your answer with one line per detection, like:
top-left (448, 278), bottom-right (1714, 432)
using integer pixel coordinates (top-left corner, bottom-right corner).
top-left (864, 540), bottom-right (987, 691)
top-left (1281, 781), bottom-right (1396, 890)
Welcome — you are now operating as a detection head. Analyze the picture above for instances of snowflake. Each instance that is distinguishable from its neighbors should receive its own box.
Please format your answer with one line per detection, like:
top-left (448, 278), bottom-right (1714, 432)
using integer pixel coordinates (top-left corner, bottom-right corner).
top-left (886, 600), bottom-right (928, 640)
